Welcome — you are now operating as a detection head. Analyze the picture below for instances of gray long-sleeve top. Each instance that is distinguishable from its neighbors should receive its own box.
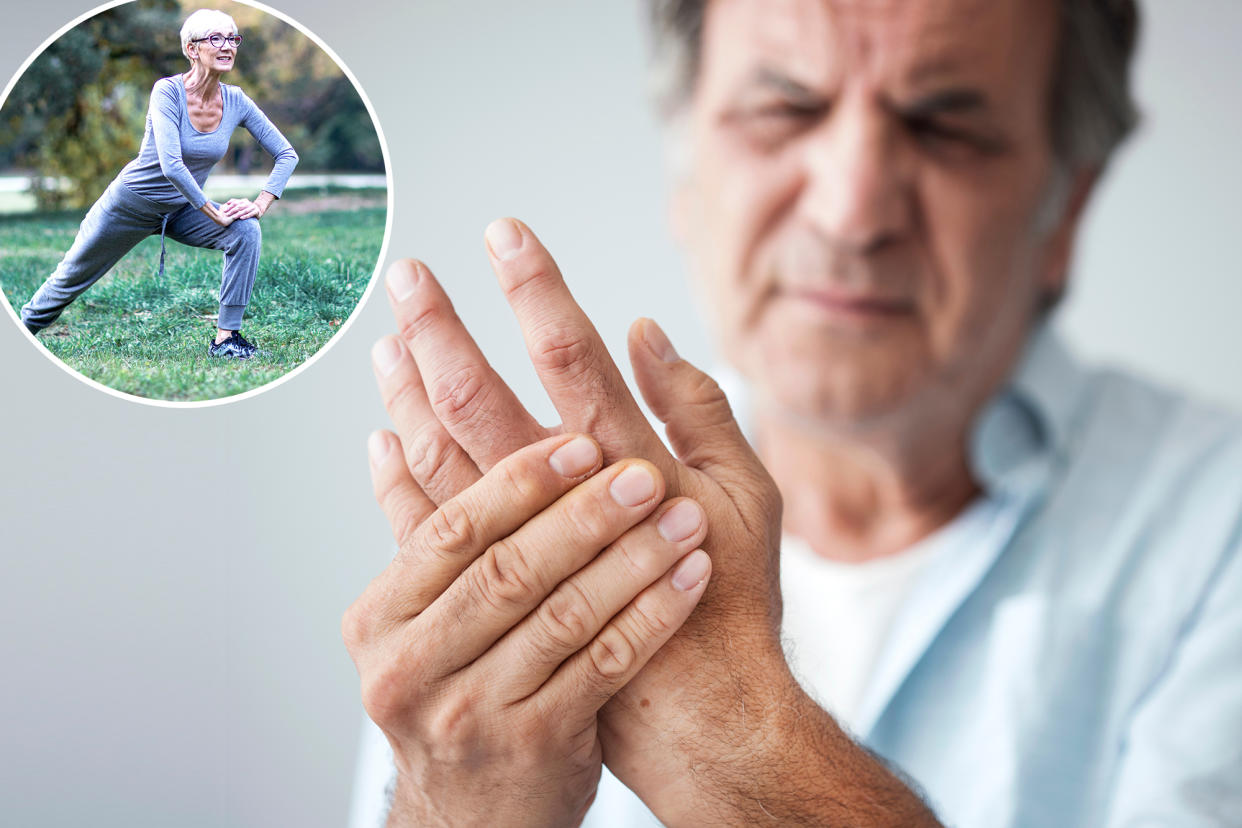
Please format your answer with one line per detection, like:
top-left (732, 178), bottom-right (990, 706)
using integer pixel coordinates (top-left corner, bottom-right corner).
top-left (119, 75), bottom-right (298, 209)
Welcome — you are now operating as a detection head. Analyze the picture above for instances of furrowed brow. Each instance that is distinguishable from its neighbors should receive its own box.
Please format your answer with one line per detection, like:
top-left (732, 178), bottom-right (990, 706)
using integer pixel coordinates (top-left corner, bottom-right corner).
top-left (749, 66), bottom-right (825, 105)
top-left (895, 88), bottom-right (990, 119)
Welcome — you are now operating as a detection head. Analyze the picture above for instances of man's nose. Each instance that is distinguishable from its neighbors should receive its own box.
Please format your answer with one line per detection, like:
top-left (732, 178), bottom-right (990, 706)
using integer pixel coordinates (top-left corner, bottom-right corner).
top-left (800, 97), bottom-right (911, 255)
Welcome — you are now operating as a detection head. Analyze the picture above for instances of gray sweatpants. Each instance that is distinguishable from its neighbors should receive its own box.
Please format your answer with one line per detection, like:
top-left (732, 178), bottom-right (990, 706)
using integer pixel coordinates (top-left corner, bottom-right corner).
top-left (20, 180), bottom-right (262, 334)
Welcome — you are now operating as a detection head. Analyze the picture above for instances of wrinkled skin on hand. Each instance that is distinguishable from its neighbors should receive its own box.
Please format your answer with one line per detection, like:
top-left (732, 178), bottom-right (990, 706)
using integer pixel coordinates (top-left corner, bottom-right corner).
top-left (343, 429), bottom-right (713, 827)
top-left (365, 218), bottom-right (791, 822)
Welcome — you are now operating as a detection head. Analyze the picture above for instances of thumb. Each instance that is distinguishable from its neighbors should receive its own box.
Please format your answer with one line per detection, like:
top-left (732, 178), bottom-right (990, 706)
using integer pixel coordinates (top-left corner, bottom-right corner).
top-left (627, 318), bottom-right (761, 485)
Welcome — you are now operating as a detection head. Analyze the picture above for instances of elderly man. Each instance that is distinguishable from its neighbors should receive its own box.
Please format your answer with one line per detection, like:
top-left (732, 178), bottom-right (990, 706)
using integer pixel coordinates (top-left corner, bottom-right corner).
top-left (345, 1), bottom-right (1242, 826)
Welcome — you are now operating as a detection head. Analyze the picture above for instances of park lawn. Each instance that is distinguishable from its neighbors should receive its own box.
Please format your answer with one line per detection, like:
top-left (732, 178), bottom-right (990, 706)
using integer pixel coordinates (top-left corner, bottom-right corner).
top-left (1, 197), bottom-right (384, 402)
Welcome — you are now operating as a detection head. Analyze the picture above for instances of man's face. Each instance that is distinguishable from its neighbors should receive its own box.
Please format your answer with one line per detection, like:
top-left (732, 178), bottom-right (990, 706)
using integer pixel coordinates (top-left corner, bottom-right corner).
top-left (677, 0), bottom-right (1081, 432)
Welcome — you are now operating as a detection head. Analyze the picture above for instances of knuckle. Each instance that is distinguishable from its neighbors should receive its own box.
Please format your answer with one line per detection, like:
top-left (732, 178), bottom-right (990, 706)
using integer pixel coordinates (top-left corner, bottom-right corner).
top-left (494, 458), bottom-right (543, 506)
top-left (587, 626), bottom-right (638, 682)
top-left (628, 591), bottom-right (675, 640)
top-left (405, 424), bottom-right (459, 491)
top-left (685, 372), bottom-right (735, 427)
top-left (386, 500), bottom-right (425, 548)
top-left (359, 660), bottom-right (418, 725)
top-left (340, 600), bottom-right (372, 652)
top-left (530, 323), bottom-right (596, 379)
top-left (382, 377), bottom-right (420, 414)
top-left (502, 260), bottom-right (553, 295)
top-left (426, 691), bottom-right (478, 747)
top-left (475, 540), bottom-right (541, 608)
top-left (395, 298), bottom-right (441, 345)
top-left (421, 499), bottom-right (475, 561)
top-left (561, 493), bottom-right (613, 542)
top-left (611, 534), bottom-right (656, 580)
top-left (536, 582), bottom-right (595, 651)
top-left (428, 365), bottom-right (490, 426)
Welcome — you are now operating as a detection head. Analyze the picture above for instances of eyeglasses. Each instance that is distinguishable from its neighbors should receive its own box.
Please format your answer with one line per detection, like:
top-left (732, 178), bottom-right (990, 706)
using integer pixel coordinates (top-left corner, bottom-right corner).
top-left (192, 33), bottom-right (243, 48)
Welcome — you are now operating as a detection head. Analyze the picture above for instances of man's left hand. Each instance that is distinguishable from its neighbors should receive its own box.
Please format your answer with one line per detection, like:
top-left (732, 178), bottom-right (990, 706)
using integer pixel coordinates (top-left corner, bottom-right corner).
top-left (371, 219), bottom-right (790, 822)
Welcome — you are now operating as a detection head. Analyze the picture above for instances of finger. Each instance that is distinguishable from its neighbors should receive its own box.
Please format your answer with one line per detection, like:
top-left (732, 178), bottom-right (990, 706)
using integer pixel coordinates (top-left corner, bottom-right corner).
top-left (367, 429), bottom-right (435, 548)
top-left (386, 258), bottom-right (545, 471)
top-left (533, 548), bottom-right (710, 717)
top-left (371, 335), bottom-right (482, 505)
top-left (483, 219), bottom-right (679, 482)
top-left (366, 433), bottom-right (604, 626)
top-left (627, 319), bottom-right (757, 478)
top-left (475, 496), bottom-right (707, 699)
top-left (415, 458), bottom-right (666, 674)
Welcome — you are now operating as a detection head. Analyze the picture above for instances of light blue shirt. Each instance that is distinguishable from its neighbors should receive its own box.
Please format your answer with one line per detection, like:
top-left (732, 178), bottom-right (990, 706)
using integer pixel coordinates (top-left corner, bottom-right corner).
top-left (351, 326), bottom-right (1242, 828)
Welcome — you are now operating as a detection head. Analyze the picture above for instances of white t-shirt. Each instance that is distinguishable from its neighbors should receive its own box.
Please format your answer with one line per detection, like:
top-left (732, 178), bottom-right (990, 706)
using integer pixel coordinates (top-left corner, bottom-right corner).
top-left (780, 498), bottom-right (999, 731)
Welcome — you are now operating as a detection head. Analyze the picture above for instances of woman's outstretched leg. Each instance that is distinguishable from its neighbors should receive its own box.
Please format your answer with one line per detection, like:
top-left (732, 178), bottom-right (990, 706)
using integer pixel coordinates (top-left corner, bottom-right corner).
top-left (21, 185), bottom-right (162, 334)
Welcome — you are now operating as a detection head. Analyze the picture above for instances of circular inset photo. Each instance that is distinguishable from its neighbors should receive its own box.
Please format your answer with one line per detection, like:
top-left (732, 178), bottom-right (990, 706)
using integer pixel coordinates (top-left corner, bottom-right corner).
top-left (0, 0), bottom-right (390, 404)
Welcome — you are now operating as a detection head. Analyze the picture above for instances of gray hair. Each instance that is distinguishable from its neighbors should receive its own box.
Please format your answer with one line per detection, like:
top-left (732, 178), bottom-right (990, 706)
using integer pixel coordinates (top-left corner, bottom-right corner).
top-left (644, 0), bottom-right (1141, 172)
top-left (179, 9), bottom-right (238, 62)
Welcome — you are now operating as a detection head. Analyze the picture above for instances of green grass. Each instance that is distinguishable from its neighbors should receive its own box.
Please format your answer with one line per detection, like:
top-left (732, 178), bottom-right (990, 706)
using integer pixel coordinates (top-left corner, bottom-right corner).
top-left (1, 200), bottom-right (384, 402)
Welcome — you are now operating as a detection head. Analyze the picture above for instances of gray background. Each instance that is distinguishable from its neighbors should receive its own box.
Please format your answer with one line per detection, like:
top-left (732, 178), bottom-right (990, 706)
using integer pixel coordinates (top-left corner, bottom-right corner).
top-left (1, 1), bottom-right (1238, 825)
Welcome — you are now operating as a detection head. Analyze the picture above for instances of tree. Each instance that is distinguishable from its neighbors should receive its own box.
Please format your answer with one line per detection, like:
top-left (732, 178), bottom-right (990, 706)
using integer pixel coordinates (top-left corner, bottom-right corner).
top-left (1, 0), bottom-right (383, 210)
top-left (1, 0), bottom-right (183, 208)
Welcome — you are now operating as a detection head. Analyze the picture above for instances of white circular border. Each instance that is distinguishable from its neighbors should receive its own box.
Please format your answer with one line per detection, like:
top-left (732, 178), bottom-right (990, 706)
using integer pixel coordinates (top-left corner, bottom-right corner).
top-left (0, 0), bottom-right (395, 409)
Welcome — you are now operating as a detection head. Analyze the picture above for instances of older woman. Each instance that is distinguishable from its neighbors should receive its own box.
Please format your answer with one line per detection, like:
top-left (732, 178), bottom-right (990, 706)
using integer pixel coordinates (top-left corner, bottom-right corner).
top-left (20, 8), bottom-right (298, 359)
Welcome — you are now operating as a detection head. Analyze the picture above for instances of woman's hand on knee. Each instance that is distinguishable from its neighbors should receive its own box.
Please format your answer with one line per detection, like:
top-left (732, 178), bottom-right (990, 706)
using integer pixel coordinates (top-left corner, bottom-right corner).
top-left (222, 198), bottom-right (262, 221)
top-left (200, 203), bottom-right (235, 227)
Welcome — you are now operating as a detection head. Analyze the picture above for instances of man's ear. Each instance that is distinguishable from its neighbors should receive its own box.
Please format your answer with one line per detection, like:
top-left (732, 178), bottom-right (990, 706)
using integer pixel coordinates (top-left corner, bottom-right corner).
top-left (1040, 166), bottom-right (1100, 305)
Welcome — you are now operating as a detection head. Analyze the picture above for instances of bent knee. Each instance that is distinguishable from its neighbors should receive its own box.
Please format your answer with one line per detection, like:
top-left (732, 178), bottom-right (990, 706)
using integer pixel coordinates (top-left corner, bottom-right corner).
top-left (233, 217), bottom-right (262, 248)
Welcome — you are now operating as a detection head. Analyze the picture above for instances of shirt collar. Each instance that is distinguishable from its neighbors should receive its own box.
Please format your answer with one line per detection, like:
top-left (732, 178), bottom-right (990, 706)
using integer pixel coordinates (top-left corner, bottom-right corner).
top-left (967, 322), bottom-right (1088, 498)
top-left (715, 321), bottom-right (1088, 499)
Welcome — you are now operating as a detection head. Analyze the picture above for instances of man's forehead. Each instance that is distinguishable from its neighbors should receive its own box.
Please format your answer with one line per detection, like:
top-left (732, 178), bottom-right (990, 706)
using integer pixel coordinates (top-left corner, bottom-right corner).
top-left (700, 0), bottom-right (1055, 94)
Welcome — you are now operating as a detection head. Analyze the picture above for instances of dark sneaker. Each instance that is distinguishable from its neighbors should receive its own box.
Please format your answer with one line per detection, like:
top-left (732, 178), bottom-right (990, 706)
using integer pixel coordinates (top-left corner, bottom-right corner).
top-left (208, 331), bottom-right (258, 359)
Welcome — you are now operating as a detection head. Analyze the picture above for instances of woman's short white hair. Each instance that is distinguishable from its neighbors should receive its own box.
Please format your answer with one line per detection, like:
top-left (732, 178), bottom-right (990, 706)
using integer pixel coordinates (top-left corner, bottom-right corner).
top-left (180, 9), bottom-right (238, 61)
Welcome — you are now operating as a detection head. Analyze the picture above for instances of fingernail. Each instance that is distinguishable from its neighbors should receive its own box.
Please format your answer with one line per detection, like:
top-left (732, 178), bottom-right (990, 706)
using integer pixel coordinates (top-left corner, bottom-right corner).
top-left (672, 550), bottom-right (710, 592)
top-left (609, 464), bottom-right (657, 507)
top-left (549, 436), bottom-right (600, 478)
top-left (367, 432), bottom-right (391, 465)
top-left (657, 500), bottom-right (703, 543)
top-left (387, 261), bottom-right (418, 301)
top-left (371, 337), bottom-right (402, 376)
top-left (485, 218), bottom-right (523, 261)
top-left (643, 320), bottom-right (679, 363)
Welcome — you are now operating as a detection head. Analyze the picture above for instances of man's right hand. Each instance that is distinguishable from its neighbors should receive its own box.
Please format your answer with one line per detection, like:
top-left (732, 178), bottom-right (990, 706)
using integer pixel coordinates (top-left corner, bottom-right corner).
top-left (342, 432), bottom-right (711, 827)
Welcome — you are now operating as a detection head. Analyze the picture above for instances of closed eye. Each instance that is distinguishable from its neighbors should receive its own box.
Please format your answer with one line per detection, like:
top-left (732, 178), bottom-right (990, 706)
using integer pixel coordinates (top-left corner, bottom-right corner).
top-left (754, 99), bottom-right (827, 119)
top-left (722, 98), bottom-right (829, 149)
top-left (905, 116), bottom-right (1008, 157)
